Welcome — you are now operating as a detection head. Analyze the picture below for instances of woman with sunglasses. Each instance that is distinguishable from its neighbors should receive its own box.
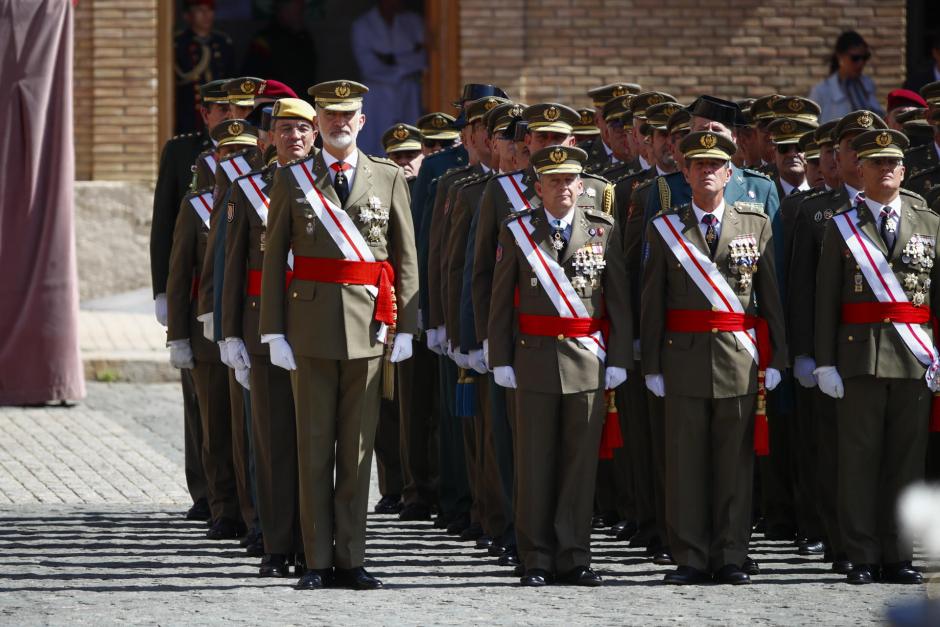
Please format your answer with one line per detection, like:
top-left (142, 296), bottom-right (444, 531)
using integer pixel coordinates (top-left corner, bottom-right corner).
top-left (809, 30), bottom-right (885, 123)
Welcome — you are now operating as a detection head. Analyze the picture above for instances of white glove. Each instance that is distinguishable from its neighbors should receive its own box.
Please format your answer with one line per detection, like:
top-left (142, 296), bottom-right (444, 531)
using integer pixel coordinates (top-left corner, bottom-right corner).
top-left (154, 293), bottom-right (168, 327)
top-left (645, 373), bottom-right (665, 398)
top-left (234, 366), bottom-right (251, 390)
top-left (168, 339), bottom-right (194, 369)
top-left (426, 327), bottom-right (444, 355)
top-left (453, 351), bottom-right (471, 370)
top-left (793, 355), bottom-right (817, 388)
top-left (815, 365), bottom-right (844, 399)
top-left (390, 333), bottom-right (414, 363)
top-left (483, 339), bottom-right (490, 369)
top-left (217, 340), bottom-right (234, 368)
top-left (468, 348), bottom-right (487, 374)
top-left (605, 367), bottom-right (628, 390)
top-left (764, 367), bottom-right (781, 392)
top-left (269, 337), bottom-right (297, 371)
top-left (226, 337), bottom-right (251, 371)
top-left (197, 312), bottom-right (214, 341)
top-left (493, 365), bottom-right (517, 389)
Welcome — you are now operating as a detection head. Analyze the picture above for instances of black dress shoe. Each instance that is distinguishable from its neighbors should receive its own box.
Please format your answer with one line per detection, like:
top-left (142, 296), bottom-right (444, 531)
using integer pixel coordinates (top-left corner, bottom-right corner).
top-left (798, 539), bottom-right (826, 555)
top-left (434, 511), bottom-right (455, 529)
top-left (651, 549), bottom-right (675, 566)
top-left (615, 521), bottom-right (639, 542)
top-left (206, 518), bottom-right (243, 540)
top-left (245, 536), bottom-right (265, 557)
top-left (742, 556), bottom-right (760, 576)
top-left (521, 568), bottom-right (551, 587)
top-left (240, 526), bottom-right (259, 547)
top-left (512, 564), bottom-right (525, 577)
top-left (374, 494), bottom-right (403, 515)
top-left (714, 564), bottom-right (751, 585)
top-left (259, 554), bottom-right (290, 578)
top-left (335, 566), bottom-right (383, 590)
top-left (476, 535), bottom-right (494, 550)
top-left (832, 559), bottom-right (854, 575)
top-left (611, 520), bottom-right (628, 535)
top-left (446, 513), bottom-right (471, 535)
top-left (847, 564), bottom-right (878, 585)
top-left (663, 565), bottom-right (712, 585)
top-left (882, 561), bottom-right (923, 584)
top-left (559, 566), bottom-right (602, 587)
top-left (591, 510), bottom-right (619, 529)
top-left (488, 541), bottom-right (507, 557)
top-left (460, 522), bottom-right (484, 541)
top-left (498, 548), bottom-right (520, 567)
top-left (185, 498), bottom-right (211, 521)
top-left (399, 503), bottom-right (432, 521)
top-left (295, 568), bottom-right (333, 590)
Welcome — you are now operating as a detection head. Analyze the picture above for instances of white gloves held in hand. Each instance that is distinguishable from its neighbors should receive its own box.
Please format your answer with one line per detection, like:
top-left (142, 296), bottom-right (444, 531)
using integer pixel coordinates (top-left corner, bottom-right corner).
top-left (234, 366), bottom-right (251, 390)
top-left (493, 366), bottom-right (517, 389)
top-left (154, 293), bottom-right (168, 327)
top-left (197, 312), bottom-right (214, 341)
top-left (645, 374), bottom-right (665, 398)
top-left (764, 367), bottom-right (782, 392)
top-left (468, 348), bottom-right (488, 374)
top-left (389, 333), bottom-right (413, 363)
top-left (168, 339), bottom-right (194, 369)
top-left (815, 366), bottom-right (844, 399)
top-left (793, 355), bottom-right (817, 388)
top-left (269, 337), bottom-right (297, 371)
top-left (226, 337), bottom-right (251, 371)
top-left (605, 367), bottom-right (627, 390)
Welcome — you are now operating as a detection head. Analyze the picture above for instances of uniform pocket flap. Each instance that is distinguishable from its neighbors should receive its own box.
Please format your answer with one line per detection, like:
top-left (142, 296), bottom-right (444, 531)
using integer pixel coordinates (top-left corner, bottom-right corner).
top-left (290, 281), bottom-right (317, 301)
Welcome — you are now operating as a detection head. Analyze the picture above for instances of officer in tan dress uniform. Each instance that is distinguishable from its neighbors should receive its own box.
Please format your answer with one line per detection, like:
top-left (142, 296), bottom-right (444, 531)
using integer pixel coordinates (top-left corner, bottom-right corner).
top-left (488, 145), bottom-right (632, 587)
top-left (166, 120), bottom-right (262, 540)
top-left (259, 80), bottom-right (418, 591)
top-left (221, 98), bottom-right (317, 577)
top-left (642, 131), bottom-right (788, 585)
top-left (583, 83), bottom-right (642, 174)
top-left (814, 129), bottom-right (933, 586)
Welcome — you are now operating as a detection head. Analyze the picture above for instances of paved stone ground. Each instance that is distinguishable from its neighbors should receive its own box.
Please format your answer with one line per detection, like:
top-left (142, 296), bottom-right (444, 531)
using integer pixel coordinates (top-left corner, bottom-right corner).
top-left (0, 383), bottom-right (932, 625)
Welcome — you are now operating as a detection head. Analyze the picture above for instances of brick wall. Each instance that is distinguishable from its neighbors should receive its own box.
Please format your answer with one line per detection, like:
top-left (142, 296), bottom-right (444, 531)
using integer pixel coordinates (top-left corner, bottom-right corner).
top-left (73, 0), bottom-right (159, 182)
top-left (459, 0), bottom-right (906, 111)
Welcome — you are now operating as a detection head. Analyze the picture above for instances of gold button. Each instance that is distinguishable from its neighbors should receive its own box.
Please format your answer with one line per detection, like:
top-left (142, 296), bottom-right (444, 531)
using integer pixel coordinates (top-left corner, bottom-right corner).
top-left (251, 301), bottom-right (256, 308)
top-left (711, 328), bottom-right (718, 334)
top-left (884, 318), bottom-right (891, 324)
top-left (847, 335), bottom-right (854, 341)
top-left (520, 339), bottom-right (526, 346)
top-left (292, 292), bottom-right (298, 298)
top-left (557, 334), bottom-right (565, 340)
top-left (667, 339), bottom-right (673, 345)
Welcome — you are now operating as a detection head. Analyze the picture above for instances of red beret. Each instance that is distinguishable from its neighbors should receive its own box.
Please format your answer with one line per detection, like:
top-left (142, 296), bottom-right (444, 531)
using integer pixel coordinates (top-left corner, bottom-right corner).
top-left (887, 89), bottom-right (927, 112)
top-left (184, 0), bottom-right (215, 9)
top-left (258, 79), bottom-right (297, 99)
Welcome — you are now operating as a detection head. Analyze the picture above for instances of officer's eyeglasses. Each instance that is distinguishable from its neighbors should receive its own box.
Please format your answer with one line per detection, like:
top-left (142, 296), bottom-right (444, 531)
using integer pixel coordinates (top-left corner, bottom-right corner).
top-left (276, 123), bottom-right (313, 136)
top-left (776, 143), bottom-right (800, 154)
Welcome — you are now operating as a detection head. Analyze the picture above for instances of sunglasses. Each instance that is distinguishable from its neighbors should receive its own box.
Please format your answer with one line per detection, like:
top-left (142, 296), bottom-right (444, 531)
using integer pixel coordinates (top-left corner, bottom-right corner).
top-left (776, 143), bottom-right (800, 154)
top-left (849, 52), bottom-right (871, 63)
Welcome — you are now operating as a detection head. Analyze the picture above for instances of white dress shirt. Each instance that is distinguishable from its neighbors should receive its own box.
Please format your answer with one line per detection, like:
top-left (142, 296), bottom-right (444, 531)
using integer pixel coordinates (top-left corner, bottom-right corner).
top-left (322, 148), bottom-right (359, 191)
top-left (692, 200), bottom-right (726, 241)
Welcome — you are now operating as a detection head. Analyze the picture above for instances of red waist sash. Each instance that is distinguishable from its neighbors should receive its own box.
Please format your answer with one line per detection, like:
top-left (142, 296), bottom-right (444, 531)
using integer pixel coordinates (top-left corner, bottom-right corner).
top-left (292, 256), bottom-right (396, 325)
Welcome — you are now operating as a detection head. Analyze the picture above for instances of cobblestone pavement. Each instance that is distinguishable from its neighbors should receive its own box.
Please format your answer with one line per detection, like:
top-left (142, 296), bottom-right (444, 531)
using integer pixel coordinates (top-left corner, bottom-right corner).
top-left (0, 383), bottom-right (931, 625)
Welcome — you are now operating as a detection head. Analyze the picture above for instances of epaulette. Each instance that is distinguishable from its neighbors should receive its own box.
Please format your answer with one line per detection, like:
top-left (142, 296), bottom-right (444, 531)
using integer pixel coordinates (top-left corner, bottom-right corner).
top-left (741, 167), bottom-right (772, 180)
top-left (185, 186), bottom-right (213, 197)
top-left (634, 177), bottom-right (656, 192)
top-left (500, 206), bottom-right (538, 225)
top-left (442, 164), bottom-right (474, 179)
top-left (582, 171), bottom-right (611, 184)
top-left (221, 147), bottom-right (254, 160)
top-left (283, 153), bottom-right (311, 167)
top-left (492, 169), bottom-right (523, 181)
top-left (584, 207), bottom-right (615, 224)
top-left (799, 188), bottom-right (830, 204)
top-left (900, 187), bottom-right (929, 208)
top-left (171, 131), bottom-right (199, 141)
top-left (908, 162), bottom-right (940, 180)
top-left (730, 200), bottom-right (769, 217)
top-left (365, 154), bottom-right (398, 168)
top-left (904, 143), bottom-right (929, 158)
top-left (461, 172), bottom-right (493, 189)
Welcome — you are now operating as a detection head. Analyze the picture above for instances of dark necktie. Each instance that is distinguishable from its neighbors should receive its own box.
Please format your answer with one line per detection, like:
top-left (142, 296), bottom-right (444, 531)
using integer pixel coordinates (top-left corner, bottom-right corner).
top-left (702, 213), bottom-right (718, 258)
top-left (331, 161), bottom-right (351, 205)
top-left (880, 207), bottom-right (896, 255)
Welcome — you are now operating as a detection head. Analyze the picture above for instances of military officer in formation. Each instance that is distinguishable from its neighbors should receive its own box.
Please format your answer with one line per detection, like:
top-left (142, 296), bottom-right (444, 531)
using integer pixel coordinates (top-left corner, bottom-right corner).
top-left (153, 73), bottom-right (934, 590)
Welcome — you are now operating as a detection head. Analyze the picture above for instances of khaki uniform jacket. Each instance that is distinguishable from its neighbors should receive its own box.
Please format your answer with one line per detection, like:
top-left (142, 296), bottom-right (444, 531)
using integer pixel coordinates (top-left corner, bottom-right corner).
top-left (166, 188), bottom-right (220, 363)
top-left (221, 162), bottom-right (275, 356)
top-left (444, 172), bottom-right (493, 343)
top-left (641, 202), bottom-right (788, 398)
top-left (488, 206), bottom-right (632, 394)
top-left (621, 176), bottom-right (656, 339)
top-left (472, 166), bottom-right (613, 343)
top-left (259, 150), bottom-right (419, 360)
top-left (427, 164), bottom-right (480, 330)
top-left (815, 190), bottom-right (940, 379)
top-left (197, 148), bottom-right (263, 317)
top-left (787, 186), bottom-right (846, 357)
top-left (192, 148), bottom-right (218, 192)
top-left (583, 135), bottom-right (614, 174)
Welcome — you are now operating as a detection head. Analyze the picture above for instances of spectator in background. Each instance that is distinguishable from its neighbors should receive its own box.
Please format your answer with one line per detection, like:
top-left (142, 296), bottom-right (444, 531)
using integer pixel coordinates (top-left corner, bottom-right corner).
top-left (903, 33), bottom-right (940, 94)
top-left (174, 0), bottom-right (235, 134)
top-left (242, 0), bottom-right (318, 102)
top-left (351, 0), bottom-right (426, 155)
top-left (809, 30), bottom-right (884, 123)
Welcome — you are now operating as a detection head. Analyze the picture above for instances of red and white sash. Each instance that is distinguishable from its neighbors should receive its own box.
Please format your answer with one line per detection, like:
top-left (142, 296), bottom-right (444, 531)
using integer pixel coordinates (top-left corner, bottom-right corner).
top-left (219, 154), bottom-right (251, 183)
top-left (289, 159), bottom-right (385, 339)
top-left (497, 172), bottom-right (533, 213)
top-left (506, 214), bottom-right (607, 362)
top-left (834, 208), bottom-right (940, 389)
top-left (237, 173), bottom-right (294, 268)
top-left (203, 153), bottom-right (217, 175)
top-left (652, 213), bottom-right (759, 364)
top-left (189, 191), bottom-right (213, 229)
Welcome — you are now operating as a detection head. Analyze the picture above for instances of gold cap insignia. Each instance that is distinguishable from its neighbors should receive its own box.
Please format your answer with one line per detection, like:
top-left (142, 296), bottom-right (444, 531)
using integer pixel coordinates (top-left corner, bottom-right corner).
top-left (335, 82), bottom-right (351, 98)
top-left (241, 81), bottom-right (255, 94)
top-left (432, 116), bottom-right (446, 128)
top-left (700, 133), bottom-right (717, 149)
top-left (510, 104), bottom-right (524, 117)
top-left (550, 148), bottom-right (567, 164)
top-left (484, 98), bottom-right (498, 111)
top-left (612, 86), bottom-right (627, 98)
top-left (858, 112), bottom-right (873, 128)
top-left (580, 112), bottom-right (593, 124)
top-left (788, 99), bottom-right (804, 112)
top-left (875, 132), bottom-right (892, 147)
top-left (229, 121), bottom-right (243, 136)
top-left (780, 121), bottom-right (795, 134)
top-left (393, 126), bottom-right (409, 141)
top-left (768, 95), bottom-right (781, 107)
top-left (544, 106), bottom-right (560, 122)
top-left (664, 104), bottom-right (680, 117)
top-left (648, 94), bottom-right (663, 106)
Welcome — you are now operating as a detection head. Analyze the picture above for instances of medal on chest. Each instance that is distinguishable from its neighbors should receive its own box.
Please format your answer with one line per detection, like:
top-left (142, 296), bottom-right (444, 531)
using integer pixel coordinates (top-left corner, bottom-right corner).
top-left (728, 234), bottom-right (759, 292)
top-left (359, 195), bottom-right (389, 245)
top-left (570, 242), bottom-right (606, 290)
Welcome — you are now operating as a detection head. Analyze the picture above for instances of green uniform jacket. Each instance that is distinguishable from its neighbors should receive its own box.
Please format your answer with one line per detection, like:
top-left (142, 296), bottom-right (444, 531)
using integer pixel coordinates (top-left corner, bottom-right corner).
top-left (259, 150), bottom-right (419, 360)
top-left (815, 190), bottom-right (940, 379)
top-left (488, 206), bottom-right (632, 394)
top-left (583, 135), bottom-right (614, 174)
top-left (150, 131), bottom-right (212, 297)
top-left (641, 202), bottom-right (788, 398)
